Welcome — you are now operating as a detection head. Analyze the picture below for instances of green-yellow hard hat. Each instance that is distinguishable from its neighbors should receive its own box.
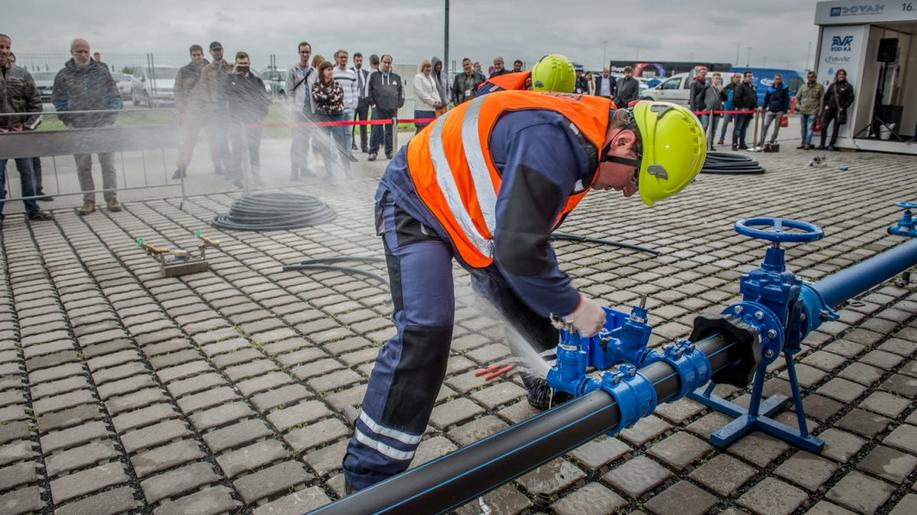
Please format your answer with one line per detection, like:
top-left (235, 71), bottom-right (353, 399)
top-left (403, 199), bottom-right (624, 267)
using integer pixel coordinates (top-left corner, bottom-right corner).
top-left (531, 54), bottom-right (576, 93)
top-left (631, 101), bottom-right (706, 206)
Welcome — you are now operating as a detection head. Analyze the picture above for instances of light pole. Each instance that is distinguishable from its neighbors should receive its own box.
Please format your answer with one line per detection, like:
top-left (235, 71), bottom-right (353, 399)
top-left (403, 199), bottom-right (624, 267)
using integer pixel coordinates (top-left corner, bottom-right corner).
top-left (746, 47), bottom-right (751, 67)
top-left (602, 40), bottom-right (608, 68)
top-left (806, 41), bottom-right (812, 70)
top-left (444, 0), bottom-right (450, 86)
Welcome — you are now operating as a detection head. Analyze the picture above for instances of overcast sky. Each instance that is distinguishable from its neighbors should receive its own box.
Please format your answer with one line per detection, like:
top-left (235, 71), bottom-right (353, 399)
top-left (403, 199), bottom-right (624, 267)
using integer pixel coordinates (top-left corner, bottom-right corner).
top-left (7, 0), bottom-right (821, 71)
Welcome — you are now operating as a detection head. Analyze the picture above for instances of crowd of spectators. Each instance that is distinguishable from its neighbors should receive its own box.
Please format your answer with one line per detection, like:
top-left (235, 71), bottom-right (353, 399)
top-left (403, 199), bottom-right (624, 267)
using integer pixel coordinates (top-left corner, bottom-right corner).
top-left (687, 65), bottom-right (857, 152)
top-left (1, 32), bottom-right (871, 223)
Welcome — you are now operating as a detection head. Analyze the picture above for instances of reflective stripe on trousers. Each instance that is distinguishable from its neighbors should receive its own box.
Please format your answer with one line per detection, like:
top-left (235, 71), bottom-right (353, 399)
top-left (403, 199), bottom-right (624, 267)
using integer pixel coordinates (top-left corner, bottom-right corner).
top-left (342, 190), bottom-right (455, 490)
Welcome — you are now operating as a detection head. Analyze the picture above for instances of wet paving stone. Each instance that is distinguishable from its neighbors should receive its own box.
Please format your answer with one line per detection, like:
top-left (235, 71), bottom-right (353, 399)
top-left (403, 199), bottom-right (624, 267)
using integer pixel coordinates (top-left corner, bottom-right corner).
top-left (3, 151), bottom-right (917, 513)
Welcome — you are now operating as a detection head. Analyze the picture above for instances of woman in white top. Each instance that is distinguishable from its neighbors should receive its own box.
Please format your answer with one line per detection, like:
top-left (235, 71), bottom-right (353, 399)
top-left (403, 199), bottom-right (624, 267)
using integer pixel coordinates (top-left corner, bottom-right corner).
top-left (412, 59), bottom-right (443, 133)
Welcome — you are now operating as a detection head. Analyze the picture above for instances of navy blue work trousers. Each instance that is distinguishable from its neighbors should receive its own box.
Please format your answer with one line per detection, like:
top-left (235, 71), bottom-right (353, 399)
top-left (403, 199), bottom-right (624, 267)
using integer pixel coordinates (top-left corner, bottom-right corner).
top-left (342, 187), bottom-right (555, 490)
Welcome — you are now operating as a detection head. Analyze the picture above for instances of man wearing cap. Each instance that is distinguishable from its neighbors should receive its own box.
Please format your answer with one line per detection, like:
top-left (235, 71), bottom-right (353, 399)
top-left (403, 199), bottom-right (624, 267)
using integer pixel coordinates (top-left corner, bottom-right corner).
top-left (191, 41), bottom-right (232, 176)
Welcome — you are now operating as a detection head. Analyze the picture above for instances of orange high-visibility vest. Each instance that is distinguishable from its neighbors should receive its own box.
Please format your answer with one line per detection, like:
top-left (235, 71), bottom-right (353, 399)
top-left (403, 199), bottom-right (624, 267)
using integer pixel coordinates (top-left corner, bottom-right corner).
top-left (478, 71), bottom-right (531, 92)
top-left (406, 90), bottom-right (614, 268)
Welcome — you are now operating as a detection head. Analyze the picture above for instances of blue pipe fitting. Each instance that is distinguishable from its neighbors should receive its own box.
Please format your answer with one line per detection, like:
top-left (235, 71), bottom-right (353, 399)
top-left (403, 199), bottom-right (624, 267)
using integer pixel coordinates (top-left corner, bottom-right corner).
top-left (660, 339), bottom-right (712, 400)
top-left (798, 283), bottom-right (839, 336)
top-left (595, 364), bottom-right (657, 433)
top-left (721, 302), bottom-right (785, 365)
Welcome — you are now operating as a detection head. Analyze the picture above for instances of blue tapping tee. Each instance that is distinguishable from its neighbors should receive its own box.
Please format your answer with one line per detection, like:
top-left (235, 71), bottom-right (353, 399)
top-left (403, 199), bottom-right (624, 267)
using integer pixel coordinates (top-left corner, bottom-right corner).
top-left (593, 303), bottom-right (653, 368)
top-left (545, 330), bottom-right (592, 397)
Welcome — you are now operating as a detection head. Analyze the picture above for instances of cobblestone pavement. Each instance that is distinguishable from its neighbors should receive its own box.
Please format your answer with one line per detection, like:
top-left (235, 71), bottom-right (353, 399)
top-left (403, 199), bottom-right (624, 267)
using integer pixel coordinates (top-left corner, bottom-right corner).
top-left (1, 146), bottom-right (916, 514)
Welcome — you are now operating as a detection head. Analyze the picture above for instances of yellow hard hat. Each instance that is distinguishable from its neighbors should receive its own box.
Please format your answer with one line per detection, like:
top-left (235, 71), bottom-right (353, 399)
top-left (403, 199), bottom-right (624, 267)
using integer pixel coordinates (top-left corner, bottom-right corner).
top-left (531, 54), bottom-right (576, 93)
top-left (631, 101), bottom-right (706, 206)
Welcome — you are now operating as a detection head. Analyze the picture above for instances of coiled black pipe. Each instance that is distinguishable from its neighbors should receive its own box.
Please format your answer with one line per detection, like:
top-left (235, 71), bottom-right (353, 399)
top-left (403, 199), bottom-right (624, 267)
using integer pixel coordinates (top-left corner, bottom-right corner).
top-left (701, 152), bottom-right (766, 175)
top-left (212, 192), bottom-right (337, 231)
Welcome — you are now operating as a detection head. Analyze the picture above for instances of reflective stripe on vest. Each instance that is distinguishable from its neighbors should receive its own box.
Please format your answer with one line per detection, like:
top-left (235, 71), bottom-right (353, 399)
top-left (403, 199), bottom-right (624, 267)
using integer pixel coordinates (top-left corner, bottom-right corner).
top-left (460, 96), bottom-right (498, 234)
top-left (428, 108), bottom-right (494, 259)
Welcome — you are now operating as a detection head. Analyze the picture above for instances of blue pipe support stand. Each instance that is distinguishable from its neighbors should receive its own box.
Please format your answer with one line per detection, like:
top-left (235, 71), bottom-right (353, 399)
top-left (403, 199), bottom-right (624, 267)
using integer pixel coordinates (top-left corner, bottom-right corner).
top-left (888, 201), bottom-right (917, 238)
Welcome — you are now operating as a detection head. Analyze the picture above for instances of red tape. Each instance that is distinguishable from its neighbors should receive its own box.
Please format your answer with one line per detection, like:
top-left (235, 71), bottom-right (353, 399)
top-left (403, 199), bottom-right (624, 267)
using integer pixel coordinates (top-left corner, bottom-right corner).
top-left (249, 117), bottom-right (436, 129)
top-left (691, 109), bottom-right (760, 115)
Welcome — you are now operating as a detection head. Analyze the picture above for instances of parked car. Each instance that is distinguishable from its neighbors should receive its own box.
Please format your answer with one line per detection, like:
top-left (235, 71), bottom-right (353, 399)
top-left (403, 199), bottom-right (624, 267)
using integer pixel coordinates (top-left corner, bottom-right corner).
top-left (30, 70), bottom-right (56, 103)
top-left (261, 66), bottom-right (287, 99)
top-left (642, 72), bottom-right (698, 106)
top-left (130, 65), bottom-right (179, 107)
top-left (111, 72), bottom-right (134, 98)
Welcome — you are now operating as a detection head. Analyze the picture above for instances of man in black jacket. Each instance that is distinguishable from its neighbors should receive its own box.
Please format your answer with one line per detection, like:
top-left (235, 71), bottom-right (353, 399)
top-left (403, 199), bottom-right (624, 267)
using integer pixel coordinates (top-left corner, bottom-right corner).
top-left (731, 71), bottom-right (757, 150)
top-left (689, 66), bottom-right (707, 112)
top-left (223, 51), bottom-right (270, 188)
top-left (452, 58), bottom-right (484, 105)
top-left (0, 33), bottom-right (52, 223)
top-left (367, 54), bottom-right (404, 161)
top-left (490, 56), bottom-right (510, 78)
top-left (614, 66), bottom-right (639, 107)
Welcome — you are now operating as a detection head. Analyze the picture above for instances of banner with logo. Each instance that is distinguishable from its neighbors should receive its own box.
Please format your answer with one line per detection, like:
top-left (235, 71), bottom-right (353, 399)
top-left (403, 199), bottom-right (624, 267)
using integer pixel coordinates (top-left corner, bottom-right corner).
top-left (815, 1), bottom-right (916, 25)
top-left (817, 25), bottom-right (867, 89)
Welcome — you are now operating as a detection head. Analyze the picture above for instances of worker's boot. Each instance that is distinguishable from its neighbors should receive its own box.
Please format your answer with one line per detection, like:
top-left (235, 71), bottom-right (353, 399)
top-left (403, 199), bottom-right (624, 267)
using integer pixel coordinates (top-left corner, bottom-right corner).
top-left (77, 200), bottom-right (96, 216)
top-left (520, 371), bottom-right (571, 411)
top-left (106, 198), bottom-right (122, 212)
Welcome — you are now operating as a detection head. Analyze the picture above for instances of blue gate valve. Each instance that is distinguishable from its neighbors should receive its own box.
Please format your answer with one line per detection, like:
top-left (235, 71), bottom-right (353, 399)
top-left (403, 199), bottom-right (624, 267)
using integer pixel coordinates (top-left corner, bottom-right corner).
top-left (689, 217), bottom-right (828, 453)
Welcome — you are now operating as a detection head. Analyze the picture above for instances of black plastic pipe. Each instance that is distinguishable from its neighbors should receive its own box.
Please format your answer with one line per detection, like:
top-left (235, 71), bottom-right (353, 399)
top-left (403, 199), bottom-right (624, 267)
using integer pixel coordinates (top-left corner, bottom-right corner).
top-left (311, 334), bottom-right (734, 515)
top-left (312, 237), bottom-right (917, 515)
top-left (812, 237), bottom-right (917, 309)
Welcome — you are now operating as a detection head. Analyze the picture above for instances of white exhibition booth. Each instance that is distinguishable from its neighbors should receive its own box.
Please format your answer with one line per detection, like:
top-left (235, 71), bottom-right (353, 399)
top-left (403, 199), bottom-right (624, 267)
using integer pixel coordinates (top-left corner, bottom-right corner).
top-left (814, 0), bottom-right (917, 153)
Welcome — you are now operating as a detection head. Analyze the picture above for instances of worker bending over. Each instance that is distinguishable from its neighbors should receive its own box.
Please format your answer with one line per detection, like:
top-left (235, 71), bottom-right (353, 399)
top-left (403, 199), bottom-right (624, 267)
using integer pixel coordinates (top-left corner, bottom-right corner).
top-left (343, 89), bottom-right (706, 492)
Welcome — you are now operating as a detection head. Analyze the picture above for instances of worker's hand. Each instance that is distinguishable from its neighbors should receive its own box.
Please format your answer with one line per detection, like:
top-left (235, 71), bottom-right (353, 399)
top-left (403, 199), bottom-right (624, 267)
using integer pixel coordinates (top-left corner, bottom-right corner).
top-left (564, 295), bottom-right (606, 337)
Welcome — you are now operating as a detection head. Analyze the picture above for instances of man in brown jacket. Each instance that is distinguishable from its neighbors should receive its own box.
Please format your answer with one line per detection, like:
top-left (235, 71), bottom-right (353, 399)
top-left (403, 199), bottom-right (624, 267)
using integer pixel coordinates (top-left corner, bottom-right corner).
top-left (182, 41), bottom-right (231, 177)
top-left (172, 44), bottom-right (227, 179)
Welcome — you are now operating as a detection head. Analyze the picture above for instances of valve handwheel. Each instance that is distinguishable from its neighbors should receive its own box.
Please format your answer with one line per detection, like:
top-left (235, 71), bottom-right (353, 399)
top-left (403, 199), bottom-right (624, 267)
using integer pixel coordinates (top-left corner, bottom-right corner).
top-left (735, 217), bottom-right (824, 243)
top-left (896, 201), bottom-right (917, 210)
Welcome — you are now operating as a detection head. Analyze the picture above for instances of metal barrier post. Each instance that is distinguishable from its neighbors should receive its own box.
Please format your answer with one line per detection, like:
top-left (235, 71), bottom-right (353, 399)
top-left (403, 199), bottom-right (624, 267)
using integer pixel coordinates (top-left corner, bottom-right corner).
top-left (750, 110), bottom-right (761, 152)
top-left (51, 155), bottom-right (61, 195)
top-left (706, 110), bottom-right (715, 150)
top-left (392, 117), bottom-right (398, 154)
top-left (241, 125), bottom-right (251, 193)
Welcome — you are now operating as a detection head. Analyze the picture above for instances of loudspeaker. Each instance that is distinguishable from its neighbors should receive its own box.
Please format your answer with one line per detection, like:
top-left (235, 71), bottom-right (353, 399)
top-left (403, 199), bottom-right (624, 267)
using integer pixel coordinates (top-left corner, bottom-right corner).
top-left (878, 38), bottom-right (898, 63)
